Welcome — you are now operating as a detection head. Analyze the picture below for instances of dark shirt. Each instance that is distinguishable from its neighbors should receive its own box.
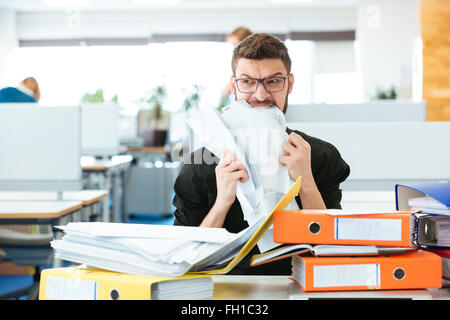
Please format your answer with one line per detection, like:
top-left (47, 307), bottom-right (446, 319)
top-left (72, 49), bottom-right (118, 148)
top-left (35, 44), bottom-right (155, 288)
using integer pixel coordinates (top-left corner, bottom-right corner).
top-left (172, 127), bottom-right (350, 274)
top-left (0, 87), bottom-right (37, 103)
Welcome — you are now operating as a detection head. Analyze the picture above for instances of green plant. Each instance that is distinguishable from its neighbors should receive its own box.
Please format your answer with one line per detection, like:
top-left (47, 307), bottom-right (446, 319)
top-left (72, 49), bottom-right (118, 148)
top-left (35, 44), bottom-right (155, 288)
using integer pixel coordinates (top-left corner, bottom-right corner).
top-left (81, 89), bottom-right (119, 104)
top-left (81, 89), bottom-right (105, 103)
top-left (374, 86), bottom-right (397, 100)
top-left (140, 85), bottom-right (168, 124)
top-left (183, 85), bottom-right (203, 112)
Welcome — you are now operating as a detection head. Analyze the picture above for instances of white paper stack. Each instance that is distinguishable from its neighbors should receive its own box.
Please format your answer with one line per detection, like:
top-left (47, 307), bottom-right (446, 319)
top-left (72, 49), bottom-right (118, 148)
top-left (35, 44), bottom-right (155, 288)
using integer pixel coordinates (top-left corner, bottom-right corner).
top-left (51, 219), bottom-right (264, 277)
top-left (152, 277), bottom-right (214, 300)
top-left (408, 196), bottom-right (450, 215)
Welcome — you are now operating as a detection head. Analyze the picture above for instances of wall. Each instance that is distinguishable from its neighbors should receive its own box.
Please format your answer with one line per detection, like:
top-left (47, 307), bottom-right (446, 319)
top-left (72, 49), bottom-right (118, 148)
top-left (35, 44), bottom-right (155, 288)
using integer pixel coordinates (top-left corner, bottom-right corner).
top-left (15, 8), bottom-right (356, 40)
top-left (421, 0), bottom-right (450, 121)
top-left (0, 9), bottom-right (17, 87)
top-left (356, 0), bottom-right (421, 101)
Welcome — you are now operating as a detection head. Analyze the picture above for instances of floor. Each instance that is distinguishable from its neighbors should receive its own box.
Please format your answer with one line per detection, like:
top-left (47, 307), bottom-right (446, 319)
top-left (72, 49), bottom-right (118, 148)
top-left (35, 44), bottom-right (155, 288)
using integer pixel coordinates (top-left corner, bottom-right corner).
top-left (0, 213), bottom-right (175, 300)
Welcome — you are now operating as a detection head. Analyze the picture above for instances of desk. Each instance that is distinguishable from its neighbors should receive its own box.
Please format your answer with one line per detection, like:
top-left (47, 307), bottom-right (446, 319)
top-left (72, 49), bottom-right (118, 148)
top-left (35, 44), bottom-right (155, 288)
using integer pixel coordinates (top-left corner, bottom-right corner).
top-left (0, 201), bottom-right (83, 268)
top-left (341, 191), bottom-right (396, 211)
top-left (0, 190), bottom-right (108, 222)
top-left (0, 201), bottom-right (82, 221)
top-left (81, 155), bottom-right (132, 222)
top-left (212, 276), bottom-right (450, 300)
top-left (124, 147), bottom-right (166, 154)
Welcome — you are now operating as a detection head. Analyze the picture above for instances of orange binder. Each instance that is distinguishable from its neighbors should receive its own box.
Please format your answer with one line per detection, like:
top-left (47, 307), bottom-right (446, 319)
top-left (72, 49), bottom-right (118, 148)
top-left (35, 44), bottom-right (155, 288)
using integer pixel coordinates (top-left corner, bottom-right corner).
top-left (273, 210), bottom-right (417, 247)
top-left (291, 250), bottom-right (442, 292)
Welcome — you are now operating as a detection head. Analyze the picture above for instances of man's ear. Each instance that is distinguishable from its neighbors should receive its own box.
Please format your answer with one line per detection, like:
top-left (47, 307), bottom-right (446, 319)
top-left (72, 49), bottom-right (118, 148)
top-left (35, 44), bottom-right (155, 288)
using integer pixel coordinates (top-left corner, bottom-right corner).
top-left (287, 73), bottom-right (294, 95)
top-left (230, 75), bottom-right (236, 95)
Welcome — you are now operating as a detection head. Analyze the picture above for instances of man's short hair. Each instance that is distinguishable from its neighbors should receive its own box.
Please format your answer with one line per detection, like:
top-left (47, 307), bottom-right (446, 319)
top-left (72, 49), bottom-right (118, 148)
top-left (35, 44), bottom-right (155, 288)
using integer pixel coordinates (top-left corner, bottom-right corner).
top-left (231, 33), bottom-right (292, 75)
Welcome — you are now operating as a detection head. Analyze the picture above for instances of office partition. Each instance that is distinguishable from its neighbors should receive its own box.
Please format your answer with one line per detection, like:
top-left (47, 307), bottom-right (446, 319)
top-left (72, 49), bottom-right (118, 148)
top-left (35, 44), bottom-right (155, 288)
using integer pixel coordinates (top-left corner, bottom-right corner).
top-left (285, 101), bottom-right (426, 123)
top-left (287, 121), bottom-right (450, 190)
top-left (81, 103), bottom-right (119, 157)
top-left (0, 104), bottom-right (82, 191)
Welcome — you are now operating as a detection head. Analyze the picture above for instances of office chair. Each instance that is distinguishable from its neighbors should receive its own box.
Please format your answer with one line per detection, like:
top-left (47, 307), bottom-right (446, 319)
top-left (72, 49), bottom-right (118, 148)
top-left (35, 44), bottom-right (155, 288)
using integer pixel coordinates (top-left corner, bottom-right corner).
top-left (0, 225), bottom-right (54, 300)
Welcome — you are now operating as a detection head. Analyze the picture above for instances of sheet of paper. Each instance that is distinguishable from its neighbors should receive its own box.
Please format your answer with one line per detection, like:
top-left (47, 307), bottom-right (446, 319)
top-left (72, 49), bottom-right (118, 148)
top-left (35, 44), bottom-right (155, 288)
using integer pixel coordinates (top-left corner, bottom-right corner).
top-left (57, 222), bottom-right (231, 243)
top-left (187, 101), bottom-right (299, 252)
top-left (408, 196), bottom-right (448, 209)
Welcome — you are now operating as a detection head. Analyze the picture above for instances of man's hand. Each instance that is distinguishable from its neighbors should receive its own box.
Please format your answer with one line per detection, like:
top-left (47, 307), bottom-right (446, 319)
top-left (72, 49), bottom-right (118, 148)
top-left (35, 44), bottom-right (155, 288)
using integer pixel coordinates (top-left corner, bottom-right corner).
top-left (279, 132), bottom-right (313, 184)
top-left (200, 150), bottom-right (248, 228)
top-left (279, 132), bottom-right (326, 209)
top-left (215, 149), bottom-right (249, 208)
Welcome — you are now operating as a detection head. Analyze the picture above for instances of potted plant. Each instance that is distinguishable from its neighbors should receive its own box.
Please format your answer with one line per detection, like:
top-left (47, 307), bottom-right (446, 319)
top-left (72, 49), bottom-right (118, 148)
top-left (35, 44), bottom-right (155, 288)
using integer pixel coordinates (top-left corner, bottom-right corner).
top-left (81, 89), bottom-right (119, 105)
top-left (374, 86), bottom-right (397, 100)
top-left (182, 84), bottom-right (203, 112)
top-left (137, 85), bottom-right (169, 147)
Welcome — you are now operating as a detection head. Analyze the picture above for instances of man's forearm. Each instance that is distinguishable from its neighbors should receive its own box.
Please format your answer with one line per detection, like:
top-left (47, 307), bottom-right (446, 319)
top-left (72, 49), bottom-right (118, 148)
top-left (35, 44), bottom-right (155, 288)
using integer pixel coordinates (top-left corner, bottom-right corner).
top-left (199, 201), bottom-right (231, 228)
top-left (298, 178), bottom-right (326, 209)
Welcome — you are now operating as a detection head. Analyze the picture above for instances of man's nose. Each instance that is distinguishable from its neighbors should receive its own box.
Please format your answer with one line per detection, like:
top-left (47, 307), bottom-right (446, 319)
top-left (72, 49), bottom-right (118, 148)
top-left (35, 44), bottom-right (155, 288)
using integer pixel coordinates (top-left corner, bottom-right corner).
top-left (252, 82), bottom-right (271, 101)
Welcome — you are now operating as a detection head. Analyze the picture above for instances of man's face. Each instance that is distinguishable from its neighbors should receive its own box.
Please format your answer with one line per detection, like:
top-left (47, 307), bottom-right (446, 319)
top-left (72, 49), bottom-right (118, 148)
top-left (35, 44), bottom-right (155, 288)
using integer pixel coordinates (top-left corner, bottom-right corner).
top-left (230, 58), bottom-right (294, 113)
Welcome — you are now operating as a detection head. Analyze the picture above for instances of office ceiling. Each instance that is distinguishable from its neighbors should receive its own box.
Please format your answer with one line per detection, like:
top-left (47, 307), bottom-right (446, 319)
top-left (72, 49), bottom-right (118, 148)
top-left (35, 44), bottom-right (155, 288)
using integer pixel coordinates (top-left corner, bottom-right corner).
top-left (0, 0), bottom-right (358, 12)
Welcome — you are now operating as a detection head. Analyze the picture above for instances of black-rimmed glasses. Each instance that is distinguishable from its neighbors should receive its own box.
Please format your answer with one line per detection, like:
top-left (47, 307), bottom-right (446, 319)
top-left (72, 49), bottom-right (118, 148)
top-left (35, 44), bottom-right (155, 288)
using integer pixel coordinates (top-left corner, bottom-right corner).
top-left (234, 75), bottom-right (289, 93)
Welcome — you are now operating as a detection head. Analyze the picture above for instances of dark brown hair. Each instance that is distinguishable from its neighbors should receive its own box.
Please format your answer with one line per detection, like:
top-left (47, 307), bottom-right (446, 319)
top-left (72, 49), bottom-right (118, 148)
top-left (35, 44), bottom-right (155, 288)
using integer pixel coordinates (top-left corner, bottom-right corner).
top-left (231, 33), bottom-right (291, 75)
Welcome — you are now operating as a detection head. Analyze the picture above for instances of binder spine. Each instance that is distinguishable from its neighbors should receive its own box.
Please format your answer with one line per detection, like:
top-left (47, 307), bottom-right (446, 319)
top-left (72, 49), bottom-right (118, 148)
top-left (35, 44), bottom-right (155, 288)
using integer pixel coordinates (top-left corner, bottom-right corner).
top-left (410, 214), bottom-right (418, 246)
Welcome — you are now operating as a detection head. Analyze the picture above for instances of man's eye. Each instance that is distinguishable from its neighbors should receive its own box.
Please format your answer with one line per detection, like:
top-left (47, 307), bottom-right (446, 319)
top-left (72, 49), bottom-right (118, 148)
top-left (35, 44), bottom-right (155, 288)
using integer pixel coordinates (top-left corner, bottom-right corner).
top-left (266, 78), bottom-right (280, 84)
top-left (242, 79), bottom-right (255, 85)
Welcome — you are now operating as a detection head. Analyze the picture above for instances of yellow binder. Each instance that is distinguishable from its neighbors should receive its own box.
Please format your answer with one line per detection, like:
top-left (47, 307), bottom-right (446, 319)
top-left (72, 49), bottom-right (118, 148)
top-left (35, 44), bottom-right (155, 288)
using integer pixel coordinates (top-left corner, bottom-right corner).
top-left (196, 176), bottom-right (301, 274)
top-left (39, 266), bottom-right (214, 300)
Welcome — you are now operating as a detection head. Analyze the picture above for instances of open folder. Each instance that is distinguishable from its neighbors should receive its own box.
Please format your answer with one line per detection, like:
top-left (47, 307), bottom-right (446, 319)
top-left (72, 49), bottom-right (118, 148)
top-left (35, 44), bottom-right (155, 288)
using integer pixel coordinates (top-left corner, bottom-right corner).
top-left (51, 176), bottom-right (302, 277)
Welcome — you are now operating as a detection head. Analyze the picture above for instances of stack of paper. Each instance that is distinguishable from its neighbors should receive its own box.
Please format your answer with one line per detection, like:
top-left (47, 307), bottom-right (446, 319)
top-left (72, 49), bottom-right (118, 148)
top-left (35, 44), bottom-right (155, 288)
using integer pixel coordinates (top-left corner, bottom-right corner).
top-left (51, 219), bottom-right (264, 277)
top-left (152, 277), bottom-right (213, 300)
top-left (51, 175), bottom-right (302, 278)
top-left (409, 196), bottom-right (450, 215)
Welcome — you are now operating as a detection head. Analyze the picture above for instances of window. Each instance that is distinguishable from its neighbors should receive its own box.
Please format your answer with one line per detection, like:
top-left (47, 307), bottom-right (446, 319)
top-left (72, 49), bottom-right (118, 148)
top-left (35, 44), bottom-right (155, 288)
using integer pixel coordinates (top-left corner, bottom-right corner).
top-left (5, 38), bottom-right (362, 110)
top-left (5, 41), bottom-right (234, 113)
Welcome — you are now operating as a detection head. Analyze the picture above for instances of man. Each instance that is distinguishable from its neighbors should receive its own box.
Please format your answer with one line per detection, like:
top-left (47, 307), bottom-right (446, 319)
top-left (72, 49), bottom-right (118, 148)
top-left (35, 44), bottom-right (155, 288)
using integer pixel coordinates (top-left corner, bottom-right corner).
top-left (173, 33), bottom-right (350, 274)
top-left (0, 77), bottom-right (40, 103)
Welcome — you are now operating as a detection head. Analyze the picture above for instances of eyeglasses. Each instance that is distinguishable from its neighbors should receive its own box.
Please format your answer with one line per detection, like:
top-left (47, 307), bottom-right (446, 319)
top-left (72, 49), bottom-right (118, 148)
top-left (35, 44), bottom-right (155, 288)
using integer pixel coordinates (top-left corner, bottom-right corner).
top-left (234, 75), bottom-right (289, 93)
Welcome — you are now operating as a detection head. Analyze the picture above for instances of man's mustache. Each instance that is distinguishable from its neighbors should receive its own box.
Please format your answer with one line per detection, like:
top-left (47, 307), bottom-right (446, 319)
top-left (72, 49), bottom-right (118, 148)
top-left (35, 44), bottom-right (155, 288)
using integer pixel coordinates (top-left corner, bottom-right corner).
top-left (248, 99), bottom-right (276, 107)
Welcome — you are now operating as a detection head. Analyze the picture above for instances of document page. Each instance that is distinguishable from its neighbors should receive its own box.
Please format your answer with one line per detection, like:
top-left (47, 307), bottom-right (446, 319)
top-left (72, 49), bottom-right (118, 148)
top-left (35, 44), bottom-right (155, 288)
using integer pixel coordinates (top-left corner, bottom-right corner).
top-left (187, 101), bottom-right (299, 252)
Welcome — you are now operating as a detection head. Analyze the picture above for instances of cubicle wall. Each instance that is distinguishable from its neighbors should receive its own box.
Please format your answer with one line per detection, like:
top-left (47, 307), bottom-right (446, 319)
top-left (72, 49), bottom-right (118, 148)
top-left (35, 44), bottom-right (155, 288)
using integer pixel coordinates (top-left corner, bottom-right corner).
top-left (81, 103), bottom-right (119, 156)
top-left (285, 101), bottom-right (426, 122)
top-left (287, 121), bottom-right (450, 191)
top-left (0, 104), bottom-right (82, 190)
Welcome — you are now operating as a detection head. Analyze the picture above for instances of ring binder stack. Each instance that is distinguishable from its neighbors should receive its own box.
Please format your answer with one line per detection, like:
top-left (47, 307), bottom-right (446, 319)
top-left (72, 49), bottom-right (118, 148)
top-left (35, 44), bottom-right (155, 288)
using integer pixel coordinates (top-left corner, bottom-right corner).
top-left (256, 181), bottom-right (450, 292)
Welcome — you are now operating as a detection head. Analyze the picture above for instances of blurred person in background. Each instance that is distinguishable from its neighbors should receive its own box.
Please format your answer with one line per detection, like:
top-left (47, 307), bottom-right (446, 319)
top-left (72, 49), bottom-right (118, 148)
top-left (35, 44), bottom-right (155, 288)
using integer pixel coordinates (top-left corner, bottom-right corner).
top-left (0, 77), bottom-right (40, 103)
